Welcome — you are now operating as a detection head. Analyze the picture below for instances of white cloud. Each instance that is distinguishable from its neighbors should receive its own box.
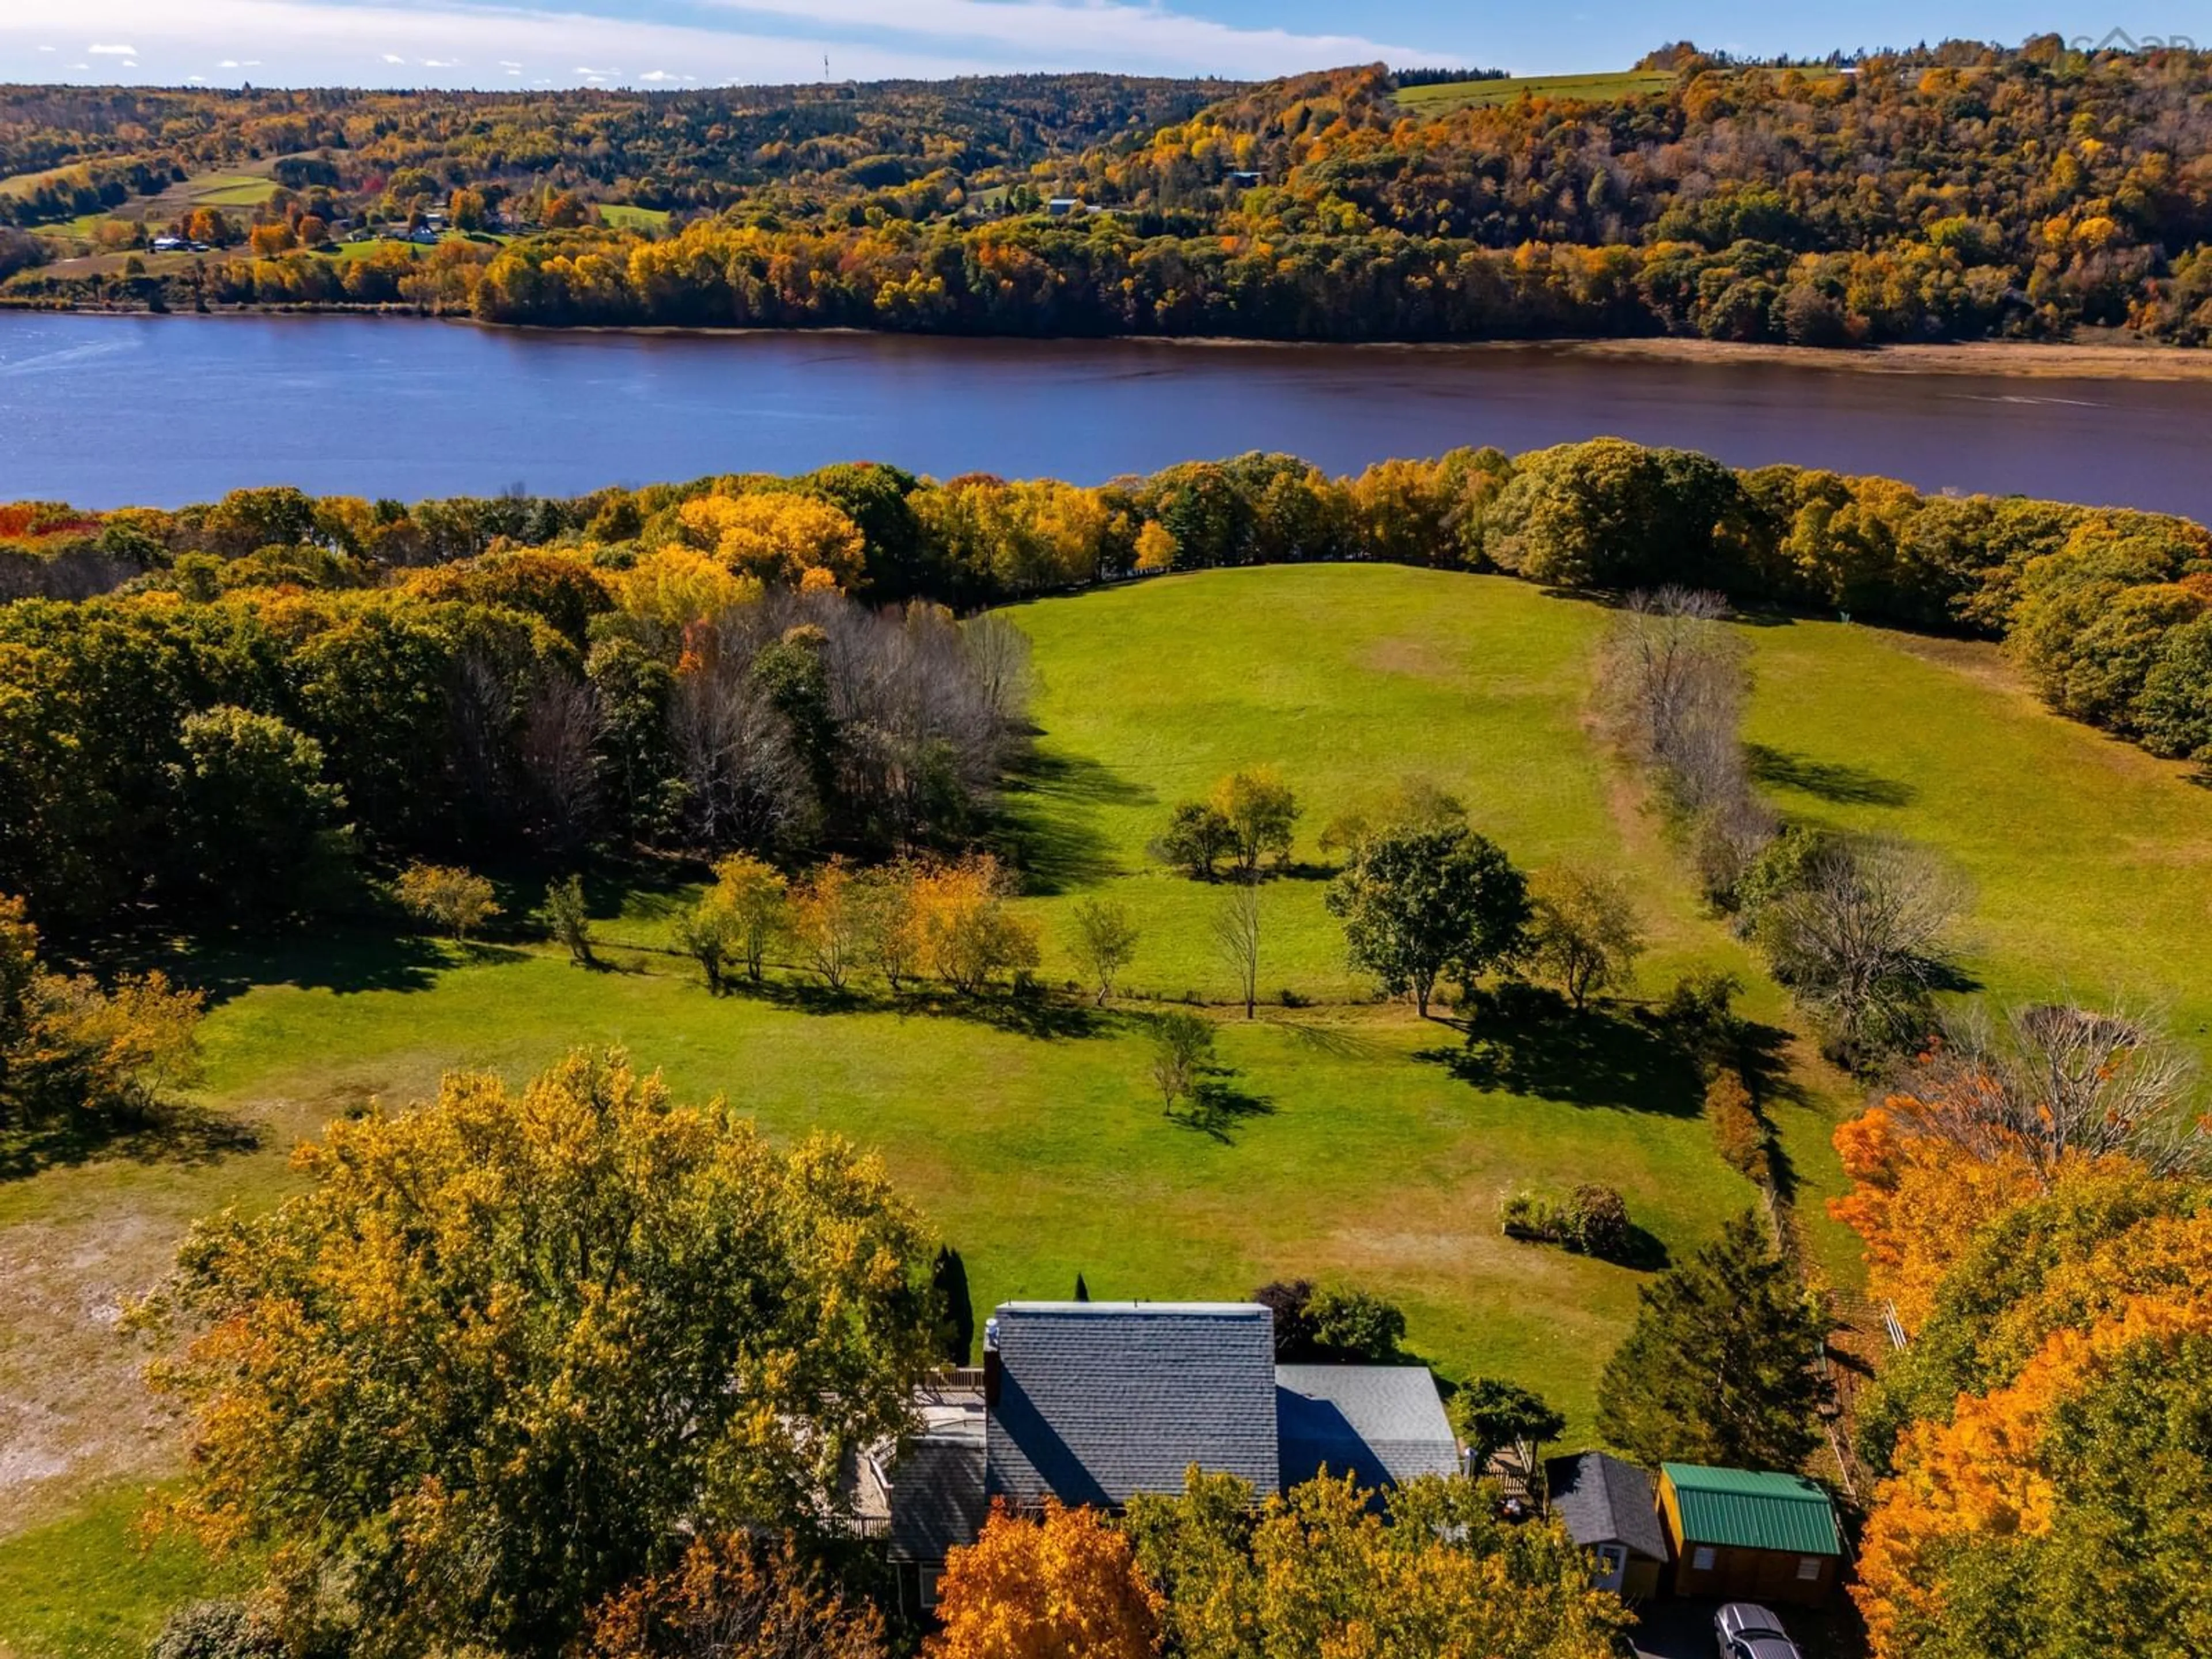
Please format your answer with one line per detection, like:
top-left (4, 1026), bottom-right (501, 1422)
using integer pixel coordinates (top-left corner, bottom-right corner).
top-left (87, 42), bottom-right (136, 54)
top-left (3, 0), bottom-right (1437, 86)
top-left (573, 65), bottom-right (618, 76)
top-left (37, 44), bottom-right (56, 51)
top-left (184, 74), bottom-right (204, 82)
top-left (638, 70), bottom-right (695, 84)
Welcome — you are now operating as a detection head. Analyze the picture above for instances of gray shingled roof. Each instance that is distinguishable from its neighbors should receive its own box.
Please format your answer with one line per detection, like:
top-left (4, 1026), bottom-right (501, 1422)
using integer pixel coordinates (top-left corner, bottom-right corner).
top-left (886, 1430), bottom-right (987, 1562)
top-left (986, 1302), bottom-right (1279, 1506)
top-left (1275, 1364), bottom-right (1459, 1491)
top-left (1545, 1452), bottom-right (1667, 1562)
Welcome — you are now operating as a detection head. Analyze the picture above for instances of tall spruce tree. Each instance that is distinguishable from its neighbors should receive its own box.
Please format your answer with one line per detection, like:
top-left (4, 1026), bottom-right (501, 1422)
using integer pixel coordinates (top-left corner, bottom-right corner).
top-left (1595, 1211), bottom-right (1828, 1470)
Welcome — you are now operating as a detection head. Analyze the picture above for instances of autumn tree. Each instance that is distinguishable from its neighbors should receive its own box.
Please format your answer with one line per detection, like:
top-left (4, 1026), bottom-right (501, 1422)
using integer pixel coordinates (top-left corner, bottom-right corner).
top-left (138, 1049), bottom-right (938, 1658)
top-left (709, 854), bottom-right (789, 984)
top-left (0, 893), bottom-right (204, 1130)
top-left (585, 1533), bottom-right (885, 1659)
top-left (1211, 767), bottom-right (1298, 877)
top-left (1596, 1211), bottom-right (1830, 1472)
top-left (851, 863), bottom-right (919, 992)
top-left (1157, 800), bottom-right (1235, 880)
top-left (1069, 897), bottom-right (1139, 1006)
top-left (927, 1500), bottom-right (1161, 1659)
top-left (1124, 1470), bottom-right (1623, 1659)
top-left (677, 494), bottom-right (867, 590)
top-left (673, 896), bottom-right (741, 993)
top-left (1857, 1294), bottom-right (2212, 1659)
top-left (1527, 865), bottom-right (1644, 1009)
top-left (1150, 1011), bottom-right (1214, 1115)
top-left (907, 855), bottom-right (1039, 994)
top-left (789, 859), bottom-right (860, 990)
top-left (394, 861), bottom-right (497, 941)
top-left (1324, 823), bottom-right (1529, 1017)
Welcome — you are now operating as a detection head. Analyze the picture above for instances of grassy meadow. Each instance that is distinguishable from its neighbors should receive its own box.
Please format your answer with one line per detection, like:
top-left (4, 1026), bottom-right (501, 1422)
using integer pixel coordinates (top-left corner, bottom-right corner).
top-left (4, 564), bottom-right (2211, 1654)
top-left (1394, 71), bottom-right (1674, 113)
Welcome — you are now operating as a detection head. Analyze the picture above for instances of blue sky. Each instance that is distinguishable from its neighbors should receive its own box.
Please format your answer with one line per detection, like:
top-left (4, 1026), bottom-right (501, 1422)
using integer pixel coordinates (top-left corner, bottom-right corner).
top-left (0, 1), bottom-right (2193, 89)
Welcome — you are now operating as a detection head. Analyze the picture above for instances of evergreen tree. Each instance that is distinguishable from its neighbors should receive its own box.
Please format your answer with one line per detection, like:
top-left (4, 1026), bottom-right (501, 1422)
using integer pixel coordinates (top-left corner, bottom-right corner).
top-left (1596, 1211), bottom-right (1828, 1470)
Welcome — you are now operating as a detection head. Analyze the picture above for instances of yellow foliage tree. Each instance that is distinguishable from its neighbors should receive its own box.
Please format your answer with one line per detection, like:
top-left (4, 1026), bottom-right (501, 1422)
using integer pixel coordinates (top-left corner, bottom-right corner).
top-left (677, 493), bottom-right (866, 589)
top-left (610, 550), bottom-right (762, 631)
top-left (926, 1500), bottom-right (1161, 1659)
top-left (903, 855), bottom-right (1039, 995)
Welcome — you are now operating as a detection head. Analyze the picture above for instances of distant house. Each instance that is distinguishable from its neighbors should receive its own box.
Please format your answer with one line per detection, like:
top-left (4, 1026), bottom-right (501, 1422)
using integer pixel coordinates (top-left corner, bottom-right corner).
top-left (1658, 1463), bottom-right (1843, 1608)
top-left (1044, 196), bottom-right (1082, 216)
top-left (1228, 171), bottom-right (1264, 187)
top-left (150, 236), bottom-right (185, 253)
top-left (856, 1300), bottom-right (1457, 1613)
top-left (1545, 1452), bottom-right (1666, 1599)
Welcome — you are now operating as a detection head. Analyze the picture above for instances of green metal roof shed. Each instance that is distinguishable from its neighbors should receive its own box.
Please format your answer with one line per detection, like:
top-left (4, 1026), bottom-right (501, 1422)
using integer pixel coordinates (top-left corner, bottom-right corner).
top-left (1660, 1463), bottom-right (1842, 1556)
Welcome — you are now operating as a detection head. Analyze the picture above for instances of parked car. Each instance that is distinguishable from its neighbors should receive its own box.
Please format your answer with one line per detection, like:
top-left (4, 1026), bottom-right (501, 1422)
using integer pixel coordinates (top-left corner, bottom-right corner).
top-left (1715, 1603), bottom-right (1804, 1659)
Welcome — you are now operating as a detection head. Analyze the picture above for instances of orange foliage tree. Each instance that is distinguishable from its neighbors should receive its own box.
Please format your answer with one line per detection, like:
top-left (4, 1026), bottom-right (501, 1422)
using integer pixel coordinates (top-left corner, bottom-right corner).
top-left (1856, 1287), bottom-right (2212, 1659)
top-left (585, 1532), bottom-right (885, 1659)
top-left (926, 1500), bottom-right (1162, 1659)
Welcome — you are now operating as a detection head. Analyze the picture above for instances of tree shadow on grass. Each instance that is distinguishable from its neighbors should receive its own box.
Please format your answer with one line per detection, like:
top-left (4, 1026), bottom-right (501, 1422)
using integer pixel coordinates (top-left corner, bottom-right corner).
top-left (1274, 1019), bottom-right (1394, 1062)
top-left (0, 1098), bottom-right (263, 1184)
top-left (112, 926), bottom-right (452, 1012)
top-left (992, 749), bottom-right (1156, 896)
top-left (1420, 986), bottom-right (1707, 1116)
top-left (1747, 744), bottom-right (1917, 808)
top-left (1172, 1066), bottom-right (1276, 1144)
top-left (734, 975), bottom-right (1111, 1041)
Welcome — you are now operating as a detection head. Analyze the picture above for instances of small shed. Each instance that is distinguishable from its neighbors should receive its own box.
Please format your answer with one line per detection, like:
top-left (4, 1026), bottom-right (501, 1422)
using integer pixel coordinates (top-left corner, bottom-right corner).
top-left (1658, 1463), bottom-right (1842, 1608)
top-left (1545, 1452), bottom-right (1666, 1600)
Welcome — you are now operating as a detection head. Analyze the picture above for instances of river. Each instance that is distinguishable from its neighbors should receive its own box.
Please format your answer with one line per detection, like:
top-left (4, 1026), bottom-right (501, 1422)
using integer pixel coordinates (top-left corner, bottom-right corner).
top-left (3, 312), bottom-right (2210, 518)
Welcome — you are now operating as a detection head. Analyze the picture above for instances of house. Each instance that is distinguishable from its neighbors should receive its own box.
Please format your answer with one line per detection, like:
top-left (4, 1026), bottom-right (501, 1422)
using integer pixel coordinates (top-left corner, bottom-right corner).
top-left (1544, 1452), bottom-right (1666, 1599)
top-left (1045, 196), bottom-right (1082, 216)
top-left (1658, 1463), bottom-right (1843, 1608)
top-left (858, 1300), bottom-right (1457, 1612)
top-left (150, 236), bottom-right (185, 253)
top-left (1228, 171), bottom-right (1264, 187)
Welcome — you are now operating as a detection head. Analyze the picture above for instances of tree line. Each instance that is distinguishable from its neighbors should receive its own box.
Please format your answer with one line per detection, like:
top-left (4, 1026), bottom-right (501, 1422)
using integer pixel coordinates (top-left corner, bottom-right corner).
top-left (5, 438), bottom-right (2205, 940)
top-left (11, 43), bottom-right (2212, 345)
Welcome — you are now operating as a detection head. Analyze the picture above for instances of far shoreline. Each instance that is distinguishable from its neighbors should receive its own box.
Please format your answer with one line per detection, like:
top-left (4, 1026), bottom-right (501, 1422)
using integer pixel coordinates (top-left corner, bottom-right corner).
top-left (9, 300), bottom-right (2212, 382)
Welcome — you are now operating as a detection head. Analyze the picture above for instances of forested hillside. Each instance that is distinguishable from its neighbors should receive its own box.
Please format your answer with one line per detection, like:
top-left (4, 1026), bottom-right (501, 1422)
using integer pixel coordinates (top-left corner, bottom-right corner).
top-left (5, 38), bottom-right (2211, 344)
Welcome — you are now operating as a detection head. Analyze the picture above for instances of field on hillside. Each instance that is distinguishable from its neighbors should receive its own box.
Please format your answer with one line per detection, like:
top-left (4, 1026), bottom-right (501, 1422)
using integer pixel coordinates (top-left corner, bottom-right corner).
top-left (1395, 71), bottom-right (1673, 112)
top-left (5, 565), bottom-right (2212, 1655)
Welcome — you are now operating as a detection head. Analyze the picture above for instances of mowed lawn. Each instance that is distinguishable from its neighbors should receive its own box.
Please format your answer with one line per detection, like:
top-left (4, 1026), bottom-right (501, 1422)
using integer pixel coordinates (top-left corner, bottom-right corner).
top-left (6, 565), bottom-right (2212, 1655)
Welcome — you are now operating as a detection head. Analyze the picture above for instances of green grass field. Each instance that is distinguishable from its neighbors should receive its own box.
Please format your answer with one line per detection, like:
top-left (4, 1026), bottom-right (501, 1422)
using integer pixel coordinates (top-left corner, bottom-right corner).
top-left (596, 203), bottom-right (672, 232)
top-left (1395, 71), bottom-right (1675, 113)
top-left (5, 565), bottom-right (2210, 1654)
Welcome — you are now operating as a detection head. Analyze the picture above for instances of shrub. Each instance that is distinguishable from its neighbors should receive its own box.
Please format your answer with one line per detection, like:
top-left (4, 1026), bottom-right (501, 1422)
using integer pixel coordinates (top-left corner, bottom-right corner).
top-left (1657, 968), bottom-right (1745, 1073)
top-left (1565, 1184), bottom-right (1632, 1258)
top-left (1502, 1184), bottom-right (1634, 1260)
top-left (1499, 1187), bottom-right (1568, 1243)
top-left (1306, 1285), bottom-right (1406, 1361)
top-left (1705, 1067), bottom-right (1771, 1183)
top-left (540, 873), bottom-right (595, 967)
top-left (395, 861), bottom-right (498, 940)
top-left (149, 1601), bottom-right (283, 1659)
